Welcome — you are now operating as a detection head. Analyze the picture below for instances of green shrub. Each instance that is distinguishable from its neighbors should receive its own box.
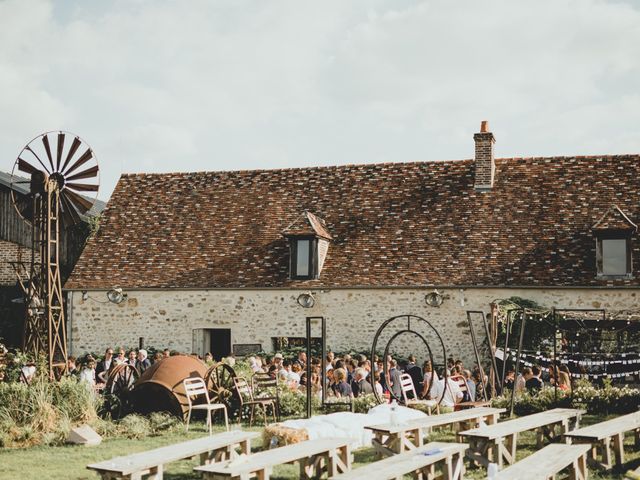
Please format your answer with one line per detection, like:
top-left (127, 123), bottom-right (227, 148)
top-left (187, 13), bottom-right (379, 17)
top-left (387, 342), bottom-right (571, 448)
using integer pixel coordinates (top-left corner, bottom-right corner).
top-left (352, 394), bottom-right (380, 413)
top-left (492, 381), bottom-right (640, 416)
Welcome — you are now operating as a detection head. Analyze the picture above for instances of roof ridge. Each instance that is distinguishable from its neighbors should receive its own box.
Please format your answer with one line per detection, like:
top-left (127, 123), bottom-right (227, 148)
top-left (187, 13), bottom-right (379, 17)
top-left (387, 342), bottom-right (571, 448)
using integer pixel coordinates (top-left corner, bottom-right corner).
top-left (118, 153), bottom-right (639, 179)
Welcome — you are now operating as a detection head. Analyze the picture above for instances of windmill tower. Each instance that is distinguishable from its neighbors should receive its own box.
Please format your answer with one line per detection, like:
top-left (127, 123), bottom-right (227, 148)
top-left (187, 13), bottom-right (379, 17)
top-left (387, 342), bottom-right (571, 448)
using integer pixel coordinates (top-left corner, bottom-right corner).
top-left (9, 132), bottom-right (99, 378)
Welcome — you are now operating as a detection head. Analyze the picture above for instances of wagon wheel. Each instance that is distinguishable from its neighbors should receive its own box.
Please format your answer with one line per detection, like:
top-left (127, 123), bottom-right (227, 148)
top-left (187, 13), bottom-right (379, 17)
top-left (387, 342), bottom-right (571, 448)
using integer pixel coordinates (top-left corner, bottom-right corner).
top-left (205, 362), bottom-right (238, 410)
top-left (103, 363), bottom-right (139, 419)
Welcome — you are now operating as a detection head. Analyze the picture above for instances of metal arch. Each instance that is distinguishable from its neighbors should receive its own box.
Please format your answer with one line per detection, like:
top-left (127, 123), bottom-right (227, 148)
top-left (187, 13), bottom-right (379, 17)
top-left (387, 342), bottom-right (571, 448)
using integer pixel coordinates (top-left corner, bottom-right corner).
top-left (370, 314), bottom-right (448, 406)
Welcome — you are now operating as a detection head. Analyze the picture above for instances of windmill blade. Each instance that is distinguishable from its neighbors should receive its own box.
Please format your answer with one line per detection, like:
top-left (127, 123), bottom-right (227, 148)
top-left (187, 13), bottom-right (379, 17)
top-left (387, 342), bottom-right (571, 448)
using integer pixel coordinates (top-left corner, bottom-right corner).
top-left (64, 148), bottom-right (93, 175)
top-left (60, 192), bottom-right (82, 226)
top-left (41, 135), bottom-right (55, 172)
top-left (66, 165), bottom-right (99, 182)
top-left (60, 137), bottom-right (81, 173)
top-left (18, 158), bottom-right (39, 174)
top-left (65, 182), bottom-right (99, 192)
top-left (64, 189), bottom-right (94, 214)
top-left (25, 146), bottom-right (50, 173)
top-left (56, 133), bottom-right (65, 171)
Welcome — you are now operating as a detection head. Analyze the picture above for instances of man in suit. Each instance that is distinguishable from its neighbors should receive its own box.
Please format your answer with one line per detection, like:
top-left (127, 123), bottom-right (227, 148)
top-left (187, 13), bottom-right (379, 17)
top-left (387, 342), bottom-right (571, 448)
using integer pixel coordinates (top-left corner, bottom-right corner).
top-left (96, 347), bottom-right (114, 383)
top-left (351, 367), bottom-right (374, 397)
top-left (405, 355), bottom-right (423, 398)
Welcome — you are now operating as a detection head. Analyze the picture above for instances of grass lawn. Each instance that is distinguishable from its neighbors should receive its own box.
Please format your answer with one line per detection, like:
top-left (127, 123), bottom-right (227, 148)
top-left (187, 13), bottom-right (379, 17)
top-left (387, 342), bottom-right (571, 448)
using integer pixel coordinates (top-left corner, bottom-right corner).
top-left (0, 415), bottom-right (638, 479)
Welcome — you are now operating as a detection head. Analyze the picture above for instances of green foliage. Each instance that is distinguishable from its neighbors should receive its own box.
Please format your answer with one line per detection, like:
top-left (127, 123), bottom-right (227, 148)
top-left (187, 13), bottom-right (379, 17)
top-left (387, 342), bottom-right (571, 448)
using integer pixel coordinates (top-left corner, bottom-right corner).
top-left (572, 378), bottom-right (640, 415)
top-left (352, 394), bottom-right (380, 413)
top-left (0, 377), bottom-right (102, 448)
top-left (492, 381), bottom-right (640, 416)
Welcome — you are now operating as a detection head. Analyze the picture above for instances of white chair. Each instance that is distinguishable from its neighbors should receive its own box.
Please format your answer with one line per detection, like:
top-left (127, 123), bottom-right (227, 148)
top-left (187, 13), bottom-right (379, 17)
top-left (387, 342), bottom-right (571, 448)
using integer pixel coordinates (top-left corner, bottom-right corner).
top-left (400, 373), bottom-right (439, 415)
top-left (183, 377), bottom-right (229, 434)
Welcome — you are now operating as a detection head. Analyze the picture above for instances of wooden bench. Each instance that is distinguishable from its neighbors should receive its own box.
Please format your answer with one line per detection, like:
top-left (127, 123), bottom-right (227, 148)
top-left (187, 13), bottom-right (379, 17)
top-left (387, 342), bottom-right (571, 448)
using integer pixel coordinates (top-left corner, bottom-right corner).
top-left (495, 443), bottom-right (591, 480)
top-left (564, 410), bottom-right (640, 470)
top-left (459, 408), bottom-right (584, 469)
top-left (365, 406), bottom-right (505, 458)
top-left (87, 430), bottom-right (258, 479)
top-left (329, 442), bottom-right (468, 480)
top-left (195, 437), bottom-right (352, 479)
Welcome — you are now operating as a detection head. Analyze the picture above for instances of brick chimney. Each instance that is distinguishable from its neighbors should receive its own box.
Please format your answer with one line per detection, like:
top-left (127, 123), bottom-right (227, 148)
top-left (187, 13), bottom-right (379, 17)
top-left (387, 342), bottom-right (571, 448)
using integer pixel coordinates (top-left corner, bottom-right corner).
top-left (473, 120), bottom-right (495, 190)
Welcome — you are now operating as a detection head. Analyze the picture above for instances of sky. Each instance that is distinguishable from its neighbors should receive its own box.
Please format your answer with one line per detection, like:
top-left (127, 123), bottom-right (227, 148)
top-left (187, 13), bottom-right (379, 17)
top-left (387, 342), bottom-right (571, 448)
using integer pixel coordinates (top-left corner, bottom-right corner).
top-left (1, 0), bottom-right (639, 201)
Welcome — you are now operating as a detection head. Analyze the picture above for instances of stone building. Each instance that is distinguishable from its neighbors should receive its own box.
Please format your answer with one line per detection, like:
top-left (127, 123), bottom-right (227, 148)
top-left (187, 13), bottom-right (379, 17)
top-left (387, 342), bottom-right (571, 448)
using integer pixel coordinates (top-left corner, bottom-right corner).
top-left (64, 123), bottom-right (640, 364)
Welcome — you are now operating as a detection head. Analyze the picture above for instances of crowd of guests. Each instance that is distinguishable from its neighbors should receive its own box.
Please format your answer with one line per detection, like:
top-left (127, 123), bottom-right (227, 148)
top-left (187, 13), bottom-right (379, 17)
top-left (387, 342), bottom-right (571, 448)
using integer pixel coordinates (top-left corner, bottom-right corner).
top-left (21, 345), bottom-right (572, 407)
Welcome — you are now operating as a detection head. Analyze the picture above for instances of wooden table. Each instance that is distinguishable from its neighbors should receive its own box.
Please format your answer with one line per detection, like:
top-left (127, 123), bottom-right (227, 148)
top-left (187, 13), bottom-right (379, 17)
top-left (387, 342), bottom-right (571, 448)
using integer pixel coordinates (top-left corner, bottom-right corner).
top-left (330, 442), bottom-right (468, 480)
top-left (195, 437), bottom-right (352, 480)
top-left (565, 410), bottom-right (640, 470)
top-left (459, 408), bottom-right (584, 469)
top-left (495, 443), bottom-right (591, 480)
top-left (365, 407), bottom-right (505, 458)
top-left (87, 430), bottom-right (258, 480)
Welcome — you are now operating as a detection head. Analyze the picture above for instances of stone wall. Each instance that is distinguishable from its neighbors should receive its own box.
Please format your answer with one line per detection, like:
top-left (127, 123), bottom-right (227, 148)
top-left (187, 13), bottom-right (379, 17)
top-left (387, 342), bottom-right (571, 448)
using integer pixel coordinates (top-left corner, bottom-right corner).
top-left (68, 287), bottom-right (640, 367)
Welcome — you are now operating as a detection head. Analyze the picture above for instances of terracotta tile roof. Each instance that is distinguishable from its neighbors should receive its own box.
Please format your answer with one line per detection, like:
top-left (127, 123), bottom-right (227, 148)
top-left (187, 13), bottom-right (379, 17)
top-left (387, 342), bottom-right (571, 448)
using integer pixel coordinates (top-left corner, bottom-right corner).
top-left (283, 211), bottom-right (333, 240)
top-left (65, 154), bottom-right (640, 289)
top-left (592, 205), bottom-right (637, 231)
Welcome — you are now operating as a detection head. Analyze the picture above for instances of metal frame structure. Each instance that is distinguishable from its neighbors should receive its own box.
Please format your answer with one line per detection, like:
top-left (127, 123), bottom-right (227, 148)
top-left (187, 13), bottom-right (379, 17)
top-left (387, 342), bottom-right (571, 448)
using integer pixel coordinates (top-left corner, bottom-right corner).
top-left (370, 314), bottom-right (448, 406)
top-left (9, 132), bottom-right (99, 378)
top-left (305, 316), bottom-right (325, 418)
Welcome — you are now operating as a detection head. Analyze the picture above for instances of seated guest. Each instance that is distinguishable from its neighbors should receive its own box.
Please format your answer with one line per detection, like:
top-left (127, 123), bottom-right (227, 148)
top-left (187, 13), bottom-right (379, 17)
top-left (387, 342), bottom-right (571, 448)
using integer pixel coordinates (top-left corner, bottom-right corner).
top-left (289, 362), bottom-right (302, 388)
top-left (558, 365), bottom-right (572, 393)
top-left (472, 369), bottom-right (486, 400)
top-left (463, 369), bottom-right (476, 402)
top-left (351, 367), bottom-right (373, 397)
top-left (331, 368), bottom-right (353, 399)
top-left (79, 356), bottom-right (97, 389)
top-left (96, 347), bottom-right (114, 382)
top-left (503, 369), bottom-right (516, 390)
top-left (136, 349), bottom-right (151, 373)
top-left (115, 348), bottom-right (126, 365)
top-left (127, 349), bottom-right (137, 366)
top-left (267, 364), bottom-right (278, 380)
top-left (162, 348), bottom-right (170, 359)
top-left (66, 356), bottom-right (79, 377)
top-left (429, 369), bottom-right (463, 410)
top-left (420, 361), bottom-right (438, 399)
top-left (204, 352), bottom-right (213, 364)
top-left (526, 365), bottom-right (544, 392)
top-left (373, 370), bottom-right (384, 398)
top-left (152, 351), bottom-right (163, 363)
top-left (516, 367), bottom-right (531, 394)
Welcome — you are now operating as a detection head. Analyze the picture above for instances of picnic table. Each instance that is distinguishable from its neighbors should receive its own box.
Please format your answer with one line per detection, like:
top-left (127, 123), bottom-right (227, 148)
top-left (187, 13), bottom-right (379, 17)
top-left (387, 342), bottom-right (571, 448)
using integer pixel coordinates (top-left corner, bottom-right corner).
top-left (365, 406), bottom-right (504, 458)
top-left (87, 430), bottom-right (258, 480)
top-left (459, 408), bottom-right (584, 469)
top-left (330, 442), bottom-right (468, 480)
top-left (495, 443), bottom-right (591, 480)
top-left (565, 410), bottom-right (640, 470)
top-left (195, 437), bottom-right (352, 480)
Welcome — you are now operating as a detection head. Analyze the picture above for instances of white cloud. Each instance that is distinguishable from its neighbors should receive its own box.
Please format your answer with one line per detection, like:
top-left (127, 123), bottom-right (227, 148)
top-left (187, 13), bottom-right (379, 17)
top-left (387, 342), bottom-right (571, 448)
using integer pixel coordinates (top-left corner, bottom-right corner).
top-left (0, 0), bottom-right (639, 200)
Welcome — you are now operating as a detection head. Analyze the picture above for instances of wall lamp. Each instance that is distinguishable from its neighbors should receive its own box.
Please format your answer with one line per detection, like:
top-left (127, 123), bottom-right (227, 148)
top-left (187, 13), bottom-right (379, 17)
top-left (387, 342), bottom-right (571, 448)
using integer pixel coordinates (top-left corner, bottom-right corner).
top-left (425, 289), bottom-right (444, 307)
top-left (107, 287), bottom-right (127, 304)
top-left (297, 292), bottom-right (315, 308)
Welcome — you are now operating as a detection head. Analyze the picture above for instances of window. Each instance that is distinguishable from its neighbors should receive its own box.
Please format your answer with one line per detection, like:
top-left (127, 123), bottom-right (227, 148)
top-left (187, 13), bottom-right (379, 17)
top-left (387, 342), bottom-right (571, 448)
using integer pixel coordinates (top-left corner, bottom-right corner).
top-left (290, 237), bottom-right (316, 279)
top-left (596, 235), bottom-right (632, 277)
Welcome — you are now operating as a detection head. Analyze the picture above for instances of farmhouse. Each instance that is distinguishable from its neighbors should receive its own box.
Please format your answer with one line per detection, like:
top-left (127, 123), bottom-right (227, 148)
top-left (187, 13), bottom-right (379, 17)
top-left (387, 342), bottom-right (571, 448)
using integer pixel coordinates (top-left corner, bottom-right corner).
top-left (64, 123), bottom-right (640, 362)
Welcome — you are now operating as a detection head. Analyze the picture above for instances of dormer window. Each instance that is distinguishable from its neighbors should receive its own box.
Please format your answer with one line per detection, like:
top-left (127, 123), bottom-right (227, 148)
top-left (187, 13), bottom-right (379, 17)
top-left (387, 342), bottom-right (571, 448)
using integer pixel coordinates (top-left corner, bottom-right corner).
top-left (291, 237), bottom-right (316, 279)
top-left (592, 206), bottom-right (636, 278)
top-left (283, 211), bottom-right (332, 281)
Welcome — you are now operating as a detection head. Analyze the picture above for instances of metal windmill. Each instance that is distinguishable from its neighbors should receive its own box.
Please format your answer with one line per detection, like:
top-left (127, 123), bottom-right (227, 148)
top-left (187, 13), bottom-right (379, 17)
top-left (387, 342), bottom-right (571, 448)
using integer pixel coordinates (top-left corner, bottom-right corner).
top-left (9, 132), bottom-right (99, 378)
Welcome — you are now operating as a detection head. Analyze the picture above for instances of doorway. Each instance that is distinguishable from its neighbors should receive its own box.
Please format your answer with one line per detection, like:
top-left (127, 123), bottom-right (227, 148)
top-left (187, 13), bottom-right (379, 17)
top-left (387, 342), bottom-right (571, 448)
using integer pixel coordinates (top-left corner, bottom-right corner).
top-left (192, 328), bottom-right (231, 361)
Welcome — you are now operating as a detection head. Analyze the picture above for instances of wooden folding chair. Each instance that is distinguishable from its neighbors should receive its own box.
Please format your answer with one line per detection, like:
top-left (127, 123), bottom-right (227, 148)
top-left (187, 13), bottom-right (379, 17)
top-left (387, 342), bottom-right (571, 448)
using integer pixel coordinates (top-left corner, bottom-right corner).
top-left (251, 372), bottom-right (280, 421)
top-left (233, 376), bottom-right (276, 427)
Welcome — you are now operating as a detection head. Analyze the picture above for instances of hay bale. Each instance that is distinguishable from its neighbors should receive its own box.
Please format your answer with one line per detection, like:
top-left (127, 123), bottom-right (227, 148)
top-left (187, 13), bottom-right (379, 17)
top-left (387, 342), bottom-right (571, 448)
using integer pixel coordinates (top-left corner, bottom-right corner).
top-left (262, 423), bottom-right (308, 447)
